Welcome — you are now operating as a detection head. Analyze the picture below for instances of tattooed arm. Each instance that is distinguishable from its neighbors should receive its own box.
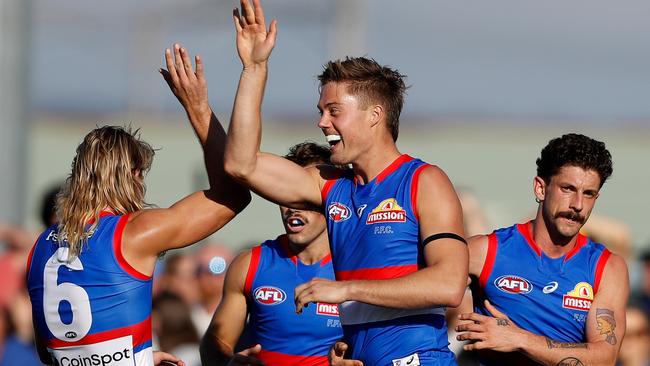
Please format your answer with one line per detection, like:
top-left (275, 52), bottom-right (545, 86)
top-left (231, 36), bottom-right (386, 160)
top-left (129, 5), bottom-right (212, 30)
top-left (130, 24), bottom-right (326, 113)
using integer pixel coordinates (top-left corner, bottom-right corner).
top-left (457, 253), bottom-right (628, 366)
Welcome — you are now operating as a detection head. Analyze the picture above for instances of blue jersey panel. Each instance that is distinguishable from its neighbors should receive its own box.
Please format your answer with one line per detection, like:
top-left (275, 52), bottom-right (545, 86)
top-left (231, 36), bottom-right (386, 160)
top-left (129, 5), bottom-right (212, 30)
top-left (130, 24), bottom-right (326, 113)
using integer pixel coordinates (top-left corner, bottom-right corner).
top-left (322, 155), bottom-right (454, 366)
top-left (246, 235), bottom-right (343, 366)
top-left (27, 214), bottom-right (154, 365)
top-left (475, 221), bottom-right (611, 366)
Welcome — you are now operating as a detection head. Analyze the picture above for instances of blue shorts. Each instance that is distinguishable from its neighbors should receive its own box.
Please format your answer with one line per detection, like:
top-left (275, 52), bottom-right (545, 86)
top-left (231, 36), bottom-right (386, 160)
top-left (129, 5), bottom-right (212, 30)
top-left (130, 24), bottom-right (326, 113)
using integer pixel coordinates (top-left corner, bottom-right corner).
top-left (343, 314), bottom-right (457, 366)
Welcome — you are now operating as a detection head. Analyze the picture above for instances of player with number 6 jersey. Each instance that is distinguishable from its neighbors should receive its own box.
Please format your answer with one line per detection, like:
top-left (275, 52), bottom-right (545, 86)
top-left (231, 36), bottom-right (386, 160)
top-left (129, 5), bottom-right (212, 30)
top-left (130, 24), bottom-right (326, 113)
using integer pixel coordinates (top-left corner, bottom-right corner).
top-left (26, 45), bottom-right (250, 366)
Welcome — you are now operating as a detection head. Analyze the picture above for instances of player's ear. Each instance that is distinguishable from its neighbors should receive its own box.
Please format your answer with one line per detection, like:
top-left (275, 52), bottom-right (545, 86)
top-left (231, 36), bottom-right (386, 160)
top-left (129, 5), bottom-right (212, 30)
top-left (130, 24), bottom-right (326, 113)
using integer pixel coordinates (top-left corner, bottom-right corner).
top-left (533, 176), bottom-right (546, 203)
top-left (368, 104), bottom-right (383, 128)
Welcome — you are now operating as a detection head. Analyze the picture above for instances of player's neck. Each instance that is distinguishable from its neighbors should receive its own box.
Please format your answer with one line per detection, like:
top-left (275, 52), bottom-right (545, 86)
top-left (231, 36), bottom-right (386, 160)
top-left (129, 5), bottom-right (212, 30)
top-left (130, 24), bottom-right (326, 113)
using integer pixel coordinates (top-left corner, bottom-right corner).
top-left (531, 217), bottom-right (579, 259)
top-left (352, 143), bottom-right (401, 184)
top-left (289, 235), bottom-right (330, 265)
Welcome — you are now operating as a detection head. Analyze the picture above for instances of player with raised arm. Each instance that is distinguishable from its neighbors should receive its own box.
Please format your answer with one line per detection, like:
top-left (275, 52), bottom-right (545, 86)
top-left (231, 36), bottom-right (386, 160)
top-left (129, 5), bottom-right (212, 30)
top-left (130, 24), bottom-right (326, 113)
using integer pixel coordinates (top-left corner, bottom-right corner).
top-left (26, 45), bottom-right (250, 366)
top-left (200, 142), bottom-right (343, 366)
top-left (223, 1), bottom-right (468, 365)
top-left (456, 133), bottom-right (628, 366)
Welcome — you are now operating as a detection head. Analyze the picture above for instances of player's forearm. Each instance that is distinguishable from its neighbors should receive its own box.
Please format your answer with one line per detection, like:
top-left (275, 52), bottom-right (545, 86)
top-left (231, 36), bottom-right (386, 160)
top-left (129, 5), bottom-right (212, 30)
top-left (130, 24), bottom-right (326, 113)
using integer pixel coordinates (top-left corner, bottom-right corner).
top-left (224, 64), bottom-right (268, 181)
top-left (199, 333), bottom-right (234, 366)
top-left (347, 266), bottom-right (466, 309)
top-left (520, 333), bottom-right (617, 366)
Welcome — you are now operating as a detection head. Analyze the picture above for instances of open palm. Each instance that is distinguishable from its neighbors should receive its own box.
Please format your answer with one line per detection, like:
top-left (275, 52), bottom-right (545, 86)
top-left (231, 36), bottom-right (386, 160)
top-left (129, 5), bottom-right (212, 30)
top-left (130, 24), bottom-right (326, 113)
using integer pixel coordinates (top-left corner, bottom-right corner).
top-left (233, 0), bottom-right (277, 68)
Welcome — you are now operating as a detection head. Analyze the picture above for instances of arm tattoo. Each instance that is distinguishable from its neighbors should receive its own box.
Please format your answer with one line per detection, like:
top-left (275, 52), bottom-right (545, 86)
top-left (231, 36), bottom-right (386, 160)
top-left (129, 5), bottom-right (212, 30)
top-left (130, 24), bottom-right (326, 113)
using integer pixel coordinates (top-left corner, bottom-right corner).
top-left (545, 338), bottom-right (587, 349)
top-left (496, 318), bottom-right (510, 326)
top-left (596, 308), bottom-right (617, 345)
top-left (556, 357), bottom-right (585, 366)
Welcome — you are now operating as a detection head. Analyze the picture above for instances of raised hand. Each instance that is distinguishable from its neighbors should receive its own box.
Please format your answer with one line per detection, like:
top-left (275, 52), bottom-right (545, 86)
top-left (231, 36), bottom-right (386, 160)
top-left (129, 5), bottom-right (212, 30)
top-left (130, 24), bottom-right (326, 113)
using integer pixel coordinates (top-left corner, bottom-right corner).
top-left (233, 0), bottom-right (277, 68)
top-left (328, 341), bottom-right (363, 366)
top-left (160, 44), bottom-right (211, 129)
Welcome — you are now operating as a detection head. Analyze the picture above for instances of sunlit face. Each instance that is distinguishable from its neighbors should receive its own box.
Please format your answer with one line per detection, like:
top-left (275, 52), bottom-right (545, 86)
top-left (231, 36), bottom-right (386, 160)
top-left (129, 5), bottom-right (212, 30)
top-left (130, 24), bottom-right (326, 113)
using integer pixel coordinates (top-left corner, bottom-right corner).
top-left (317, 82), bottom-right (374, 165)
top-left (279, 206), bottom-right (327, 247)
top-left (535, 165), bottom-right (601, 239)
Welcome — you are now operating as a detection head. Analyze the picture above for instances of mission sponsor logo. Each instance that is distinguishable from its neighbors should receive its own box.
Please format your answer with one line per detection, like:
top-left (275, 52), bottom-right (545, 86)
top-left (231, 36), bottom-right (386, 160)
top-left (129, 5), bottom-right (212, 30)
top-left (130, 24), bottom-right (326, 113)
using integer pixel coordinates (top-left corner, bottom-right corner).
top-left (494, 275), bottom-right (533, 294)
top-left (254, 286), bottom-right (286, 305)
top-left (366, 199), bottom-right (407, 225)
top-left (328, 203), bottom-right (351, 222)
top-left (562, 282), bottom-right (593, 312)
top-left (316, 302), bottom-right (340, 316)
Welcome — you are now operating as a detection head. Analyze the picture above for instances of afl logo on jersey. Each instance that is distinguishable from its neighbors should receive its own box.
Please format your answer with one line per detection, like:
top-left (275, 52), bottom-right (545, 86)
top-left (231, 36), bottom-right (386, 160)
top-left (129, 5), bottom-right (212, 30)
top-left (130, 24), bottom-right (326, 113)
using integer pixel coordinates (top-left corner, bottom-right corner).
top-left (328, 203), bottom-right (351, 222)
top-left (366, 198), bottom-right (407, 225)
top-left (494, 275), bottom-right (533, 294)
top-left (254, 286), bottom-right (286, 305)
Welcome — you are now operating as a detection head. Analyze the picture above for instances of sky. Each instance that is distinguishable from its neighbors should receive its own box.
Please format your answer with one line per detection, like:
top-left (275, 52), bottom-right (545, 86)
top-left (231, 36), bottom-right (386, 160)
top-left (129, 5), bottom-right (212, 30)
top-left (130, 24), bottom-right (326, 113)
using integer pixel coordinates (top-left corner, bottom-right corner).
top-left (29, 0), bottom-right (650, 124)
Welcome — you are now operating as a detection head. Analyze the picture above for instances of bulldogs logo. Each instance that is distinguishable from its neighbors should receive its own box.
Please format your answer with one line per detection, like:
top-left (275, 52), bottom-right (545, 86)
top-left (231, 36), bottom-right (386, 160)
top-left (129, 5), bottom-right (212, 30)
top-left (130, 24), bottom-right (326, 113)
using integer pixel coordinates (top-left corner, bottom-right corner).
top-left (254, 286), bottom-right (286, 305)
top-left (328, 203), bottom-right (351, 222)
top-left (562, 282), bottom-right (593, 311)
top-left (494, 275), bottom-right (533, 294)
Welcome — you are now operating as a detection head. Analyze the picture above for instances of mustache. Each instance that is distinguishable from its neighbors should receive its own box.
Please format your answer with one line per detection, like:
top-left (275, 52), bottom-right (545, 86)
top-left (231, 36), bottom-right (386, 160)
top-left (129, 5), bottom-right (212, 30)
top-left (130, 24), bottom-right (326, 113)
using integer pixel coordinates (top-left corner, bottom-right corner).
top-left (556, 211), bottom-right (585, 224)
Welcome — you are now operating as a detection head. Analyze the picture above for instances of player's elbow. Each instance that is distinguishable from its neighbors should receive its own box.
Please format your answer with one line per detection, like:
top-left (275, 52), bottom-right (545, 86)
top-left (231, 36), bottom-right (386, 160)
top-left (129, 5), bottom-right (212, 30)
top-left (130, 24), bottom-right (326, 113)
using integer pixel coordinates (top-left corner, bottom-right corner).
top-left (434, 277), bottom-right (466, 308)
top-left (223, 155), bottom-right (256, 183)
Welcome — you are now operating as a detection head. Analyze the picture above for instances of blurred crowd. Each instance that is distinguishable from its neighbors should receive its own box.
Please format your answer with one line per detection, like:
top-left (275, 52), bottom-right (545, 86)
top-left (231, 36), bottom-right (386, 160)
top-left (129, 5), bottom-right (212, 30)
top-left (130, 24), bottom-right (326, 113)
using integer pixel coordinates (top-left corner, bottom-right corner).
top-left (2, 185), bottom-right (649, 366)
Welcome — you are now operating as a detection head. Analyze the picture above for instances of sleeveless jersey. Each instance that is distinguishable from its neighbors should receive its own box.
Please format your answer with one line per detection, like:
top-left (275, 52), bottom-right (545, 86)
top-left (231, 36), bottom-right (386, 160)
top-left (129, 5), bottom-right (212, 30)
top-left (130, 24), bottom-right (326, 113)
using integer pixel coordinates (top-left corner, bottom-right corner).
top-left (244, 235), bottom-right (343, 366)
top-left (475, 221), bottom-right (611, 365)
top-left (321, 154), bottom-right (453, 366)
top-left (27, 213), bottom-right (154, 366)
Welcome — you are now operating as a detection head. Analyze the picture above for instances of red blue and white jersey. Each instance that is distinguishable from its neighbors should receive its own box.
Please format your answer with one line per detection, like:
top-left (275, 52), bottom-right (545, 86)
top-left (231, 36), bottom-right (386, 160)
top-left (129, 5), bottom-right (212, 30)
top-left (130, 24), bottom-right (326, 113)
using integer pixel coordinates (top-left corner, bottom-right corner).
top-left (321, 155), bottom-right (453, 366)
top-left (27, 213), bottom-right (154, 366)
top-left (475, 221), bottom-right (611, 365)
top-left (244, 235), bottom-right (343, 366)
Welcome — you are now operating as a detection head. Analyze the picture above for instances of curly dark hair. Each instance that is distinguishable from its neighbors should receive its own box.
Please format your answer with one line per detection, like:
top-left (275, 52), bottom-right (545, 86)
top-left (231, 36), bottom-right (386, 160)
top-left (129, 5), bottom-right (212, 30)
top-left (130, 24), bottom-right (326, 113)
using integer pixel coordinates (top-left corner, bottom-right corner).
top-left (536, 133), bottom-right (613, 187)
top-left (318, 57), bottom-right (407, 142)
top-left (284, 141), bottom-right (331, 167)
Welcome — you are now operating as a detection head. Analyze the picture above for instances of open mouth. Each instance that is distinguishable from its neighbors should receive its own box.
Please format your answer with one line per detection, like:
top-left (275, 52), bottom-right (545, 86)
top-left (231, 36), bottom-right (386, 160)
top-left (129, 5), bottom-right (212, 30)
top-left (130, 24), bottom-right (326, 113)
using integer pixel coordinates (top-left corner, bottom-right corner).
top-left (286, 217), bottom-right (306, 232)
top-left (325, 134), bottom-right (342, 148)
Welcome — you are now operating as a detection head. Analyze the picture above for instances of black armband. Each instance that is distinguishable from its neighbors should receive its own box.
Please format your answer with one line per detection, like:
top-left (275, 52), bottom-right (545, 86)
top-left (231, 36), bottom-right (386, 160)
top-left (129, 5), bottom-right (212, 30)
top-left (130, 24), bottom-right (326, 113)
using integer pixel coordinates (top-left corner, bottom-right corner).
top-left (421, 232), bottom-right (467, 246)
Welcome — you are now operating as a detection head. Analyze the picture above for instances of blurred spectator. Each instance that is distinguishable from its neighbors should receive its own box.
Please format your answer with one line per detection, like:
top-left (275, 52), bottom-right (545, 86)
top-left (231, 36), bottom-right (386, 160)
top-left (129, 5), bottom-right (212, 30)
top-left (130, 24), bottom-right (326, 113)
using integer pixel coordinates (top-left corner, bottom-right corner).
top-left (0, 291), bottom-right (41, 365)
top-left (0, 183), bottom-right (61, 365)
top-left (457, 187), bottom-right (490, 237)
top-left (192, 243), bottom-right (233, 336)
top-left (582, 214), bottom-right (633, 260)
top-left (630, 249), bottom-right (650, 317)
top-left (156, 252), bottom-right (201, 306)
top-left (617, 304), bottom-right (650, 366)
top-left (152, 292), bottom-right (201, 366)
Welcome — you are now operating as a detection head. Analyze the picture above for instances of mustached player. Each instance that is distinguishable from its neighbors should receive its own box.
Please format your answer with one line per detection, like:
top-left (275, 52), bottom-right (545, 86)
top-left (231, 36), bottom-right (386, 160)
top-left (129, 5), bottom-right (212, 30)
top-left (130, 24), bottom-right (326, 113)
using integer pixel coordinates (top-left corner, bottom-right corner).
top-left (457, 134), bottom-right (628, 366)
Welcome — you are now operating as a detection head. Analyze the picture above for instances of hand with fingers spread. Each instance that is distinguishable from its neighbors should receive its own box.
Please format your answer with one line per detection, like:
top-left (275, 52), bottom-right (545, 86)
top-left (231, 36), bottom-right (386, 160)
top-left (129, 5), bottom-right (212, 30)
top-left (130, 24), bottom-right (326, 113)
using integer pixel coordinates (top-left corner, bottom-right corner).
top-left (233, 0), bottom-right (277, 68)
top-left (160, 44), bottom-right (211, 127)
top-left (294, 278), bottom-right (350, 314)
top-left (456, 300), bottom-right (526, 353)
top-left (227, 344), bottom-right (266, 366)
top-left (328, 341), bottom-right (363, 366)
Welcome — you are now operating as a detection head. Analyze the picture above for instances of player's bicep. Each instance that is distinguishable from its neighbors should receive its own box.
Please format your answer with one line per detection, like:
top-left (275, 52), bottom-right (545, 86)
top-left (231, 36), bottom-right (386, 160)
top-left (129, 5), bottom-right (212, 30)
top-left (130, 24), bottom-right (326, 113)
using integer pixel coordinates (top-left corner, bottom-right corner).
top-left (233, 152), bottom-right (325, 209)
top-left (417, 167), bottom-right (467, 266)
top-left (585, 254), bottom-right (628, 351)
